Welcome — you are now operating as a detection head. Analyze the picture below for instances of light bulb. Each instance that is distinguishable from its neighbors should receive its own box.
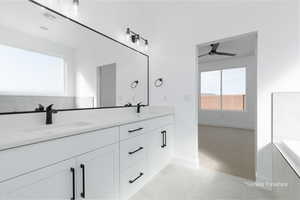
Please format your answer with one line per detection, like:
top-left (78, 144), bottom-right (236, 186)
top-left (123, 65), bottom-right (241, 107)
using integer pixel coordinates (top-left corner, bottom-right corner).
top-left (136, 35), bottom-right (140, 46)
top-left (126, 28), bottom-right (131, 42)
top-left (73, 0), bottom-right (79, 15)
top-left (144, 40), bottom-right (149, 51)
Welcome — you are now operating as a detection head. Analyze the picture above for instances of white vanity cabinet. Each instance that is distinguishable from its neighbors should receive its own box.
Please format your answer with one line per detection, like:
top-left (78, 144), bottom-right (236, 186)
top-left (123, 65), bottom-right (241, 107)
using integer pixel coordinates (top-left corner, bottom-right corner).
top-left (119, 115), bottom-right (174, 200)
top-left (0, 127), bottom-right (119, 200)
top-left (76, 144), bottom-right (119, 200)
top-left (147, 125), bottom-right (173, 178)
top-left (0, 114), bottom-right (174, 200)
top-left (0, 144), bottom-right (119, 200)
top-left (0, 158), bottom-right (76, 200)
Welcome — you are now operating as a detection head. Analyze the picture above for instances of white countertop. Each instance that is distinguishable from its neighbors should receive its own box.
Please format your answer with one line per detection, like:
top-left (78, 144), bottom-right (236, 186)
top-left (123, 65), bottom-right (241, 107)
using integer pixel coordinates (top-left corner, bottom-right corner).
top-left (0, 111), bottom-right (173, 152)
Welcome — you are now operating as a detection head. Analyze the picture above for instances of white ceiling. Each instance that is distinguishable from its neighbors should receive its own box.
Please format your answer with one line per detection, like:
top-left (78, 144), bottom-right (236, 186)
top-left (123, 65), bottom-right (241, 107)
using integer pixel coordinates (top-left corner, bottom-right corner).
top-left (0, 1), bottom-right (128, 51)
top-left (0, 1), bottom-right (86, 49)
top-left (197, 33), bottom-right (257, 64)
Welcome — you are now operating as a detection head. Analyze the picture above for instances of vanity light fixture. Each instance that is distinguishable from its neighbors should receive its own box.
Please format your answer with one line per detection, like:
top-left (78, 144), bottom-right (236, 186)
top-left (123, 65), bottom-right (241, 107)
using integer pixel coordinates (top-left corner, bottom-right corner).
top-left (126, 28), bottom-right (149, 50)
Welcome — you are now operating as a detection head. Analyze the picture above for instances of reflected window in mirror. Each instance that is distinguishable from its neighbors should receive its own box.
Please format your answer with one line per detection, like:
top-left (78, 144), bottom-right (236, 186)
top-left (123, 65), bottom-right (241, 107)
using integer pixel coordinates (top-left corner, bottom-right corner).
top-left (0, 44), bottom-right (65, 96)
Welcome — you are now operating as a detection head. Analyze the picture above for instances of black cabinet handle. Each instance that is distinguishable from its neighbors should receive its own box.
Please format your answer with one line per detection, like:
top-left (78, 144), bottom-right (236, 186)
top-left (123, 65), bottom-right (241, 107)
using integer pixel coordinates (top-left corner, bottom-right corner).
top-left (161, 130), bottom-right (167, 148)
top-left (164, 130), bottom-right (167, 147)
top-left (128, 147), bottom-right (144, 155)
top-left (70, 168), bottom-right (75, 200)
top-left (129, 172), bottom-right (144, 184)
top-left (128, 127), bottom-right (143, 133)
top-left (80, 164), bottom-right (86, 198)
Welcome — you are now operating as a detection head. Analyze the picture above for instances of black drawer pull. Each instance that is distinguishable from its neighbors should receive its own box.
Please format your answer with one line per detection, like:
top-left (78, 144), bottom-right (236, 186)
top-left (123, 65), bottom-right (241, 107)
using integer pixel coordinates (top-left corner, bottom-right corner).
top-left (70, 168), bottom-right (75, 200)
top-left (128, 147), bottom-right (144, 155)
top-left (128, 127), bottom-right (143, 133)
top-left (129, 172), bottom-right (144, 184)
top-left (80, 164), bottom-right (86, 198)
top-left (164, 130), bottom-right (167, 147)
top-left (161, 130), bottom-right (166, 148)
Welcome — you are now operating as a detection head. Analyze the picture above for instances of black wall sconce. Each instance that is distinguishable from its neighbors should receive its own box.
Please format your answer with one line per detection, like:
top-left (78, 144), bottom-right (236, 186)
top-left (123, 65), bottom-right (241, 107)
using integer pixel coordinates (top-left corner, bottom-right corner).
top-left (130, 80), bottom-right (139, 89)
top-left (154, 78), bottom-right (163, 87)
top-left (126, 28), bottom-right (148, 50)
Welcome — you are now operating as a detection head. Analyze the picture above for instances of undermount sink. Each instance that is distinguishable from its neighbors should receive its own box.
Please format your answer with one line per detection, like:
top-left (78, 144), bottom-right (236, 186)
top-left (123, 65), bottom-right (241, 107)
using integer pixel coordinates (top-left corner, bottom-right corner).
top-left (24, 121), bottom-right (92, 134)
top-left (136, 111), bottom-right (159, 118)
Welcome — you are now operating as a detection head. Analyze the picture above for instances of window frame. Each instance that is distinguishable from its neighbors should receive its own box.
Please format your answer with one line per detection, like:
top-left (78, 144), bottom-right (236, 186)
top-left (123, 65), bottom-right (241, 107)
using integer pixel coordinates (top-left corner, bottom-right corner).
top-left (200, 67), bottom-right (247, 112)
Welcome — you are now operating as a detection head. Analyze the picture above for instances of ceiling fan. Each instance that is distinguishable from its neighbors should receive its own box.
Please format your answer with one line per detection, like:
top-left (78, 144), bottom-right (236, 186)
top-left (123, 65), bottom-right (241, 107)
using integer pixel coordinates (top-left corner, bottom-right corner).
top-left (198, 43), bottom-right (236, 58)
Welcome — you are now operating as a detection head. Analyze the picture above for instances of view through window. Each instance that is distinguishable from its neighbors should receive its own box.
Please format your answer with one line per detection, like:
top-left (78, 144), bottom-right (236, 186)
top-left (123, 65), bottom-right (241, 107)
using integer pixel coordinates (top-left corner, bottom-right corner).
top-left (200, 67), bottom-right (246, 111)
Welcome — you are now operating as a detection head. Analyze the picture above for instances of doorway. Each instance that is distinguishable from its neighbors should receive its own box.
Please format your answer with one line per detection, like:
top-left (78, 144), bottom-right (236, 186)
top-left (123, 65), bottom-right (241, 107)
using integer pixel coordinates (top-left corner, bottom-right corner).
top-left (197, 32), bottom-right (257, 180)
top-left (97, 63), bottom-right (117, 107)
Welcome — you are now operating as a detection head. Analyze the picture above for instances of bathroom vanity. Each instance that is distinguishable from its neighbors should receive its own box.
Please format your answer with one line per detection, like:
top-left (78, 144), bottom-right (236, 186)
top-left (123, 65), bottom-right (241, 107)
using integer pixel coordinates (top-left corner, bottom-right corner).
top-left (0, 112), bottom-right (174, 200)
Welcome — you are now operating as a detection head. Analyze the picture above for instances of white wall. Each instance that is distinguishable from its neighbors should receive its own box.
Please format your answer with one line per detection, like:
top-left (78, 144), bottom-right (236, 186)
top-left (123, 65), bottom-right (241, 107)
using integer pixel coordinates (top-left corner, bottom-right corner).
top-left (22, 0), bottom-right (300, 183)
top-left (138, 1), bottom-right (300, 183)
top-left (273, 92), bottom-right (300, 142)
top-left (74, 38), bottom-right (148, 107)
top-left (198, 56), bottom-right (256, 130)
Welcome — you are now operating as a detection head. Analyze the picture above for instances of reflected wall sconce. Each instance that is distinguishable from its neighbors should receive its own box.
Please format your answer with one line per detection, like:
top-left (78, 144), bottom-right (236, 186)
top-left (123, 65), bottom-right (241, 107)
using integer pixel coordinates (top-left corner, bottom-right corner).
top-left (154, 78), bottom-right (163, 87)
top-left (126, 28), bottom-right (148, 50)
top-left (130, 80), bottom-right (139, 88)
top-left (73, 0), bottom-right (79, 7)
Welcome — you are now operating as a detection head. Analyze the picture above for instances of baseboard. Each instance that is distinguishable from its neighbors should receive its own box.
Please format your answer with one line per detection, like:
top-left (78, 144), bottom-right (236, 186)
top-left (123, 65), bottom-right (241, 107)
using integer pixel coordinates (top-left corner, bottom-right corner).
top-left (198, 124), bottom-right (255, 131)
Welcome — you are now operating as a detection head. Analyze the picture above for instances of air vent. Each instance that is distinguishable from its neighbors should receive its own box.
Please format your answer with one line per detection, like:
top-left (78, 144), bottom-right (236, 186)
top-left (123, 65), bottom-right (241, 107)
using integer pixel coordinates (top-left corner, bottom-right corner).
top-left (43, 12), bottom-right (56, 21)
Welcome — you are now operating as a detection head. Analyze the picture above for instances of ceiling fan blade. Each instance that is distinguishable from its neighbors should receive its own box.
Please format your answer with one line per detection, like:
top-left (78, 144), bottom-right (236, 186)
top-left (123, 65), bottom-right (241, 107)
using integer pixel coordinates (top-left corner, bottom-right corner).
top-left (198, 53), bottom-right (210, 58)
top-left (211, 43), bottom-right (219, 51)
top-left (214, 51), bottom-right (236, 56)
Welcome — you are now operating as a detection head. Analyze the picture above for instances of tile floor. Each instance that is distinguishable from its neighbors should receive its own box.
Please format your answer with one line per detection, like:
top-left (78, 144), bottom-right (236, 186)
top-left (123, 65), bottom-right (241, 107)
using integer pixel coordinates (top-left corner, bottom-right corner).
top-left (130, 162), bottom-right (275, 200)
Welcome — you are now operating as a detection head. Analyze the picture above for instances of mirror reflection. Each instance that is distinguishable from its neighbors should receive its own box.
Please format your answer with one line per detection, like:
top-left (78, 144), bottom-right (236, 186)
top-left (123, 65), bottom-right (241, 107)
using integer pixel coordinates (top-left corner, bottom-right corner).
top-left (0, 1), bottom-right (148, 113)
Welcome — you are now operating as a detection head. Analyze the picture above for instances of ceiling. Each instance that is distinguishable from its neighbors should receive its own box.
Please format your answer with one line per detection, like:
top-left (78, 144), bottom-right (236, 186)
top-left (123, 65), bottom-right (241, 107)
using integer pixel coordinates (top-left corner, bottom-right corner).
top-left (0, 1), bottom-right (120, 51)
top-left (0, 1), bottom-right (83, 49)
top-left (197, 33), bottom-right (257, 64)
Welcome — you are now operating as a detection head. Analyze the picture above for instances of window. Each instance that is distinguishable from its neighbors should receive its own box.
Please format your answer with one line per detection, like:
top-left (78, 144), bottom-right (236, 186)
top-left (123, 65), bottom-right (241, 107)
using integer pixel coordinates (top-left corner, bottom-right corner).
top-left (200, 70), bottom-right (221, 110)
top-left (0, 44), bottom-right (65, 96)
top-left (200, 67), bottom-right (246, 111)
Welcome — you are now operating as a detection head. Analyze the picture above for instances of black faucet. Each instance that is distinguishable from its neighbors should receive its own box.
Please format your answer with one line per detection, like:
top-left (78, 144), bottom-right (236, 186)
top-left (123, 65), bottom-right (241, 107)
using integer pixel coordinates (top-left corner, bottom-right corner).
top-left (46, 104), bottom-right (58, 125)
top-left (136, 102), bottom-right (145, 113)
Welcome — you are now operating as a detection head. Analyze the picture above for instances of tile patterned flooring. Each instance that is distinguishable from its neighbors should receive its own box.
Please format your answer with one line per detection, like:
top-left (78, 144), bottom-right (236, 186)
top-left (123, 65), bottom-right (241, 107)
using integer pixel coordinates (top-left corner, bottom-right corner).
top-left (130, 163), bottom-right (275, 200)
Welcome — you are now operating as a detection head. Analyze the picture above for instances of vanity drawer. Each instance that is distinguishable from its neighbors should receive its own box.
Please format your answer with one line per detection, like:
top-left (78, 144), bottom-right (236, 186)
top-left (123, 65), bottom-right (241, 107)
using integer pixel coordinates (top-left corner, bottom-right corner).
top-left (119, 121), bottom-right (148, 140)
top-left (120, 160), bottom-right (147, 200)
top-left (0, 127), bottom-right (118, 182)
top-left (120, 134), bottom-right (147, 171)
top-left (119, 115), bottom-right (174, 141)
